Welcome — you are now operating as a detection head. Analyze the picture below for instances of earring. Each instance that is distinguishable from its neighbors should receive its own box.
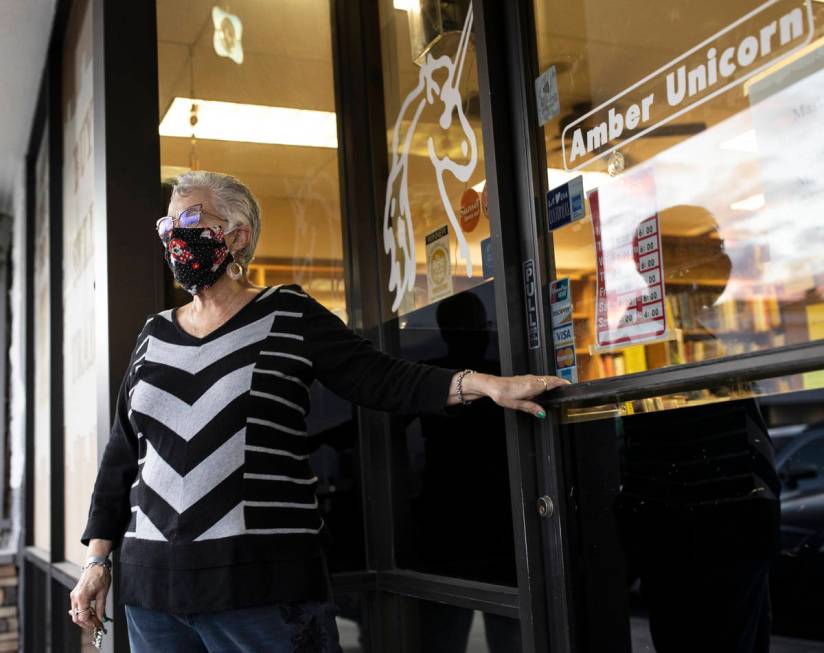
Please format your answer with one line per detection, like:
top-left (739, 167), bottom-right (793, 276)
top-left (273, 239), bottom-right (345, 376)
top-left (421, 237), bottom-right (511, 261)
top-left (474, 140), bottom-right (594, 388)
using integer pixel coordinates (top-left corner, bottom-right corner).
top-left (227, 261), bottom-right (244, 280)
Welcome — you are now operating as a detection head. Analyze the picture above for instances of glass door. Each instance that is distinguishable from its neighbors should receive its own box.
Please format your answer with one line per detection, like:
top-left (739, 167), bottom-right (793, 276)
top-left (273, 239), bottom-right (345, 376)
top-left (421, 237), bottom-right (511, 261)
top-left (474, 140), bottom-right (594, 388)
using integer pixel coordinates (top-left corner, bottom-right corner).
top-left (529, 0), bottom-right (824, 650)
top-left (374, 2), bottom-right (523, 650)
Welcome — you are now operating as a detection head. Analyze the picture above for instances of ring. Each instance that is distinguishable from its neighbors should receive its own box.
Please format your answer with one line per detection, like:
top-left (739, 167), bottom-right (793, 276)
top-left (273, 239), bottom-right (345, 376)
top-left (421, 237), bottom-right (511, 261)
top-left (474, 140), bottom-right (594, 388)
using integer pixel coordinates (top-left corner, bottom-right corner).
top-left (69, 606), bottom-right (93, 616)
top-left (538, 376), bottom-right (548, 391)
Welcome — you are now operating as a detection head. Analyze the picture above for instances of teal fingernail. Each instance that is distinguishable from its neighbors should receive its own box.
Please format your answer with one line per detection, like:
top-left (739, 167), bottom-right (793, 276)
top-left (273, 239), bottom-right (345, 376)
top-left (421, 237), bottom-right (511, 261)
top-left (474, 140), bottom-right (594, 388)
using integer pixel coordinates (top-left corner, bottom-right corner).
top-left (537, 410), bottom-right (546, 419)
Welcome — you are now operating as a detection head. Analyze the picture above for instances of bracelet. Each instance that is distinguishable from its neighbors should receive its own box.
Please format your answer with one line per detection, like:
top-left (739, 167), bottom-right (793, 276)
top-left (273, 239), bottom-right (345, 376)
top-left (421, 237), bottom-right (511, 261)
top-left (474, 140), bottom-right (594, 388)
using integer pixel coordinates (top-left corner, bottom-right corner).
top-left (81, 557), bottom-right (112, 573)
top-left (456, 369), bottom-right (476, 406)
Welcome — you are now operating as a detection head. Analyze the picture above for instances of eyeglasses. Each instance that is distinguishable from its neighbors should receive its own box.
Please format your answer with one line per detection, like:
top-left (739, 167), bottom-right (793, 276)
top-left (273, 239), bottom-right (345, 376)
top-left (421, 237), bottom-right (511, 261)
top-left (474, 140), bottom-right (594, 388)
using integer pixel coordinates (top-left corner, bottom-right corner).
top-left (156, 204), bottom-right (228, 238)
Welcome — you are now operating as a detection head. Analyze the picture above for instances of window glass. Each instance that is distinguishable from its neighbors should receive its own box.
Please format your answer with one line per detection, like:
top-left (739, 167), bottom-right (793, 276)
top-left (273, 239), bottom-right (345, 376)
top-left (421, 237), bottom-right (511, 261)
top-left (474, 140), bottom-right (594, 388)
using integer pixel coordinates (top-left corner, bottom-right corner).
top-left (780, 433), bottom-right (824, 494)
top-left (534, 0), bottom-right (824, 385)
top-left (33, 128), bottom-right (50, 553)
top-left (558, 380), bottom-right (824, 648)
top-left (157, 0), bottom-right (345, 314)
top-left (63, 0), bottom-right (97, 566)
top-left (155, 0), bottom-right (364, 573)
top-left (392, 284), bottom-right (516, 587)
top-left (378, 1), bottom-right (517, 586)
top-left (379, 0), bottom-right (492, 320)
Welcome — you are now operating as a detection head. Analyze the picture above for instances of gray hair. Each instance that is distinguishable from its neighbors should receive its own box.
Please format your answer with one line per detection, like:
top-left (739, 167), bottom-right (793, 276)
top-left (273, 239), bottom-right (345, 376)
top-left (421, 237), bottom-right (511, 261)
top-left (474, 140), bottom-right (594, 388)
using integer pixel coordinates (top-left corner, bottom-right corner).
top-left (170, 171), bottom-right (261, 268)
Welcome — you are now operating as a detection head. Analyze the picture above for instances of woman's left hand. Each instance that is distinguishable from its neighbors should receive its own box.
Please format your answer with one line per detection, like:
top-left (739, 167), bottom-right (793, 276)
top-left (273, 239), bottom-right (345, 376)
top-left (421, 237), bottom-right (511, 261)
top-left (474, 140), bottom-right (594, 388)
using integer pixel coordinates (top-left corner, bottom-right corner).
top-left (452, 372), bottom-right (569, 418)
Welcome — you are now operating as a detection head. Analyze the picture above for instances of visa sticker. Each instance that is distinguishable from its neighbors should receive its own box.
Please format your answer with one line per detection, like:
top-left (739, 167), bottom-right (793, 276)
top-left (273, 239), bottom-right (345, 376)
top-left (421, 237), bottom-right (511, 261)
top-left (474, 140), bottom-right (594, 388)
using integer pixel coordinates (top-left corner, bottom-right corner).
top-left (553, 325), bottom-right (574, 348)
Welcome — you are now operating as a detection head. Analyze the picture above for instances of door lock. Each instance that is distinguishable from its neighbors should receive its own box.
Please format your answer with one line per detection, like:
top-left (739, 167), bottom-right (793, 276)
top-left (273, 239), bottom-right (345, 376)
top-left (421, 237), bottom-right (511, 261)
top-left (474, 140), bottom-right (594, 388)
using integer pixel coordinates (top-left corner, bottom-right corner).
top-left (537, 496), bottom-right (554, 518)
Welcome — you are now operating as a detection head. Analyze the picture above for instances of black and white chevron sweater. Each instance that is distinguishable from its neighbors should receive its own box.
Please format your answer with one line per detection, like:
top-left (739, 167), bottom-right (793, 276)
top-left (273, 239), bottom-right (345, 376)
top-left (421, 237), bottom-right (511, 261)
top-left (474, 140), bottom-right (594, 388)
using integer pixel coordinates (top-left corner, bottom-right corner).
top-left (81, 284), bottom-right (457, 613)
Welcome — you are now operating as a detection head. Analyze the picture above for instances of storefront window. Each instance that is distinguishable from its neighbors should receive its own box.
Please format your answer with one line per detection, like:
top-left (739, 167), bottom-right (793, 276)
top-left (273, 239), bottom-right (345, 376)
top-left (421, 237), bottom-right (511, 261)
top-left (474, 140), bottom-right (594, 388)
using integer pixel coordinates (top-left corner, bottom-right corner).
top-left (156, 0), bottom-right (345, 314)
top-left (63, 0), bottom-right (97, 567)
top-left (534, 0), bottom-right (824, 389)
top-left (379, 1), bottom-right (517, 587)
top-left (155, 0), bottom-right (364, 569)
top-left (33, 129), bottom-right (50, 553)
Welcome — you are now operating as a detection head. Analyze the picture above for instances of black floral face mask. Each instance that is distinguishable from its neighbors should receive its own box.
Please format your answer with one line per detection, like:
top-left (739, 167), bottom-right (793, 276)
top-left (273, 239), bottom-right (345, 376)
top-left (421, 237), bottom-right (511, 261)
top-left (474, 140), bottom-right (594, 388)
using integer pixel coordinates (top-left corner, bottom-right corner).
top-left (161, 225), bottom-right (234, 295)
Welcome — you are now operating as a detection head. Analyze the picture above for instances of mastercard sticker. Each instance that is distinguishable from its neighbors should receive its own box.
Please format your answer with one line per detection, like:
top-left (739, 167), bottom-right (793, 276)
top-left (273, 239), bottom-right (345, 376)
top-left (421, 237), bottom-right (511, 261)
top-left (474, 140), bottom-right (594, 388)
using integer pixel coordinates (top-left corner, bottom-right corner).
top-left (555, 346), bottom-right (576, 369)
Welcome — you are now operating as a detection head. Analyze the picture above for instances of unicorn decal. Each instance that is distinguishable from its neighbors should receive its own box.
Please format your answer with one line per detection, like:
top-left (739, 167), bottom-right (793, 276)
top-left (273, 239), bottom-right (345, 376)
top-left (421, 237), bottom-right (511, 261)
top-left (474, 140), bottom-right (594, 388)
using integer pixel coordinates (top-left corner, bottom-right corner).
top-left (383, 6), bottom-right (478, 312)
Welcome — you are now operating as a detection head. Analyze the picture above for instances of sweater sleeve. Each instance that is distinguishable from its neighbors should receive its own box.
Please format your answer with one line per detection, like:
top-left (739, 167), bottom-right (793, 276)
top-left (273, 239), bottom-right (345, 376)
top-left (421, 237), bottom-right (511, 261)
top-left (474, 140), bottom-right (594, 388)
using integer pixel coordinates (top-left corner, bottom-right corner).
top-left (302, 291), bottom-right (459, 416)
top-left (79, 324), bottom-right (147, 549)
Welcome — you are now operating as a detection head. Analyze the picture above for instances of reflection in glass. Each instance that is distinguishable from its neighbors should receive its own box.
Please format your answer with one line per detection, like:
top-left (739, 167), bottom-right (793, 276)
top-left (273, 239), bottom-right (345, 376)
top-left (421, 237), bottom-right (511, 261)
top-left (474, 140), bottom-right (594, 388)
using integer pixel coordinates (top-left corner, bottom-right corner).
top-left (560, 382), bottom-right (824, 650)
top-left (618, 399), bottom-right (780, 652)
top-left (333, 591), bottom-right (367, 652)
top-left (761, 391), bottom-right (824, 642)
top-left (393, 283), bottom-right (517, 587)
top-left (33, 128), bottom-right (50, 553)
top-left (63, 0), bottom-right (98, 566)
top-left (381, 1), bottom-right (516, 589)
top-left (308, 386), bottom-right (365, 574)
top-left (396, 596), bottom-right (520, 653)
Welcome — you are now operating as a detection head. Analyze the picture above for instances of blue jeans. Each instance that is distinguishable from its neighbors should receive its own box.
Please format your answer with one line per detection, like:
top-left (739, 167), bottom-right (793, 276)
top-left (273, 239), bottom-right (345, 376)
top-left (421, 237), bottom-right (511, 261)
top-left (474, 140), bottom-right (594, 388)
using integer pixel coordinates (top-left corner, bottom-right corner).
top-left (125, 602), bottom-right (343, 653)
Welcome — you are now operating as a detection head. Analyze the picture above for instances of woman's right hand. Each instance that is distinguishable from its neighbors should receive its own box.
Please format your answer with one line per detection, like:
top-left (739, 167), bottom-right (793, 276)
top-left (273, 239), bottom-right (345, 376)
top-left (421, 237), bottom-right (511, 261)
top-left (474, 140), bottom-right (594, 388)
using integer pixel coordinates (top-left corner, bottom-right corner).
top-left (69, 565), bottom-right (110, 631)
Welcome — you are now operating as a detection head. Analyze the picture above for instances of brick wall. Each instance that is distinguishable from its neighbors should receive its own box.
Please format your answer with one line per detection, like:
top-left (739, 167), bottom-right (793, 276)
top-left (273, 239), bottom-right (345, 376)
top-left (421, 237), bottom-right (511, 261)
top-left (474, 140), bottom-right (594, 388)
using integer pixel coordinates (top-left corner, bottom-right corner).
top-left (0, 562), bottom-right (18, 652)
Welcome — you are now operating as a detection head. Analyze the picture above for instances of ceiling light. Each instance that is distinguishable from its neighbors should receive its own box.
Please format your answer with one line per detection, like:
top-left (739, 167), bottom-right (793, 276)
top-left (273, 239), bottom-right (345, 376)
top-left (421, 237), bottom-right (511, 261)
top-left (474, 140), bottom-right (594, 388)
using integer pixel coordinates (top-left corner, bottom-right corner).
top-left (159, 97), bottom-right (338, 148)
top-left (212, 7), bottom-right (244, 64)
top-left (720, 130), bottom-right (758, 153)
top-left (730, 194), bottom-right (765, 211)
top-left (394, 0), bottom-right (420, 9)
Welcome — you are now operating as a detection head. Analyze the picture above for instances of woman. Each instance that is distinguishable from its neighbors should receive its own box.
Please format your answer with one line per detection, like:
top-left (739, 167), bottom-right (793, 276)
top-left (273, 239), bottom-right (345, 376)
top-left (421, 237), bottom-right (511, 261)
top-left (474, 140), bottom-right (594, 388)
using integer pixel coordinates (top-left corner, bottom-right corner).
top-left (69, 171), bottom-right (567, 651)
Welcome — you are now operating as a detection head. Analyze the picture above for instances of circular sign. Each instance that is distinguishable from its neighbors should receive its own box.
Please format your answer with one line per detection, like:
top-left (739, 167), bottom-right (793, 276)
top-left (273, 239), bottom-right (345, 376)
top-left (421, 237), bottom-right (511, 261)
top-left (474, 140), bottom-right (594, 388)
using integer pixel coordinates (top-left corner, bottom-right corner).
top-left (429, 247), bottom-right (449, 286)
top-left (460, 188), bottom-right (482, 233)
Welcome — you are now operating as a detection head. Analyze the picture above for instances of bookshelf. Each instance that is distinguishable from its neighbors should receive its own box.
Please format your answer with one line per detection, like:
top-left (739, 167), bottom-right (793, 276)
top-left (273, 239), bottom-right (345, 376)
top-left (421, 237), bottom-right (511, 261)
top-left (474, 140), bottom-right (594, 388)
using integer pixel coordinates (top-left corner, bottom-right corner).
top-left (559, 270), bottom-right (798, 384)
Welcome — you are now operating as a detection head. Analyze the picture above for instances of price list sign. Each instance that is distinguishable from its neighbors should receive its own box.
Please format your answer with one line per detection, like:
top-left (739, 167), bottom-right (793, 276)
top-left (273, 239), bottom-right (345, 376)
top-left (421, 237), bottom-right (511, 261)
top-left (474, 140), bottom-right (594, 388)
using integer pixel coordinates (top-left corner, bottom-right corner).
top-left (590, 169), bottom-right (668, 350)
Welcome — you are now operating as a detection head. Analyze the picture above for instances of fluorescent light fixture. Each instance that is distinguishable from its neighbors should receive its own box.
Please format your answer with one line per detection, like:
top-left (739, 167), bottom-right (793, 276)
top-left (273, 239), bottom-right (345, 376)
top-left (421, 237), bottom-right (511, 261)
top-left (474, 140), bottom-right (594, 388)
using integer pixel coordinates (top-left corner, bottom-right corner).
top-left (720, 130), bottom-right (758, 153)
top-left (394, 0), bottom-right (420, 9)
top-left (159, 97), bottom-right (338, 148)
top-left (730, 194), bottom-right (765, 211)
